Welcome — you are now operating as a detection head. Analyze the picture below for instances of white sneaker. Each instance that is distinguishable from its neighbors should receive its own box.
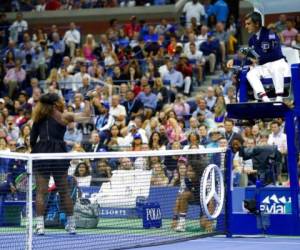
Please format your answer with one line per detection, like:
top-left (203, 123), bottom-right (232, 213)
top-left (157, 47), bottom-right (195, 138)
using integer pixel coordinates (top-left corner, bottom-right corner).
top-left (262, 95), bottom-right (271, 102)
top-left (175, 221), bottom-right (186, 232)
top-left (275, 96), bottom-right (283, 102)
top-left (65, 223), bottom-right (76, 234)
top-left (35, 225), bottom-right (45, 236)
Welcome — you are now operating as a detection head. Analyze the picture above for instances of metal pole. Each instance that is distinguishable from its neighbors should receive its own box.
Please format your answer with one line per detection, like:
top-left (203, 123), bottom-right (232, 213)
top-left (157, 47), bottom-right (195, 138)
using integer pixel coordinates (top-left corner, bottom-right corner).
top-left (239, 69), bottom-right (249, 102)
top-left (225, 149), bottom-right (233, 237)
top-left (26, 157), bottom-right (33, 250)
top-left (285, 111), bottom-right (300, 230)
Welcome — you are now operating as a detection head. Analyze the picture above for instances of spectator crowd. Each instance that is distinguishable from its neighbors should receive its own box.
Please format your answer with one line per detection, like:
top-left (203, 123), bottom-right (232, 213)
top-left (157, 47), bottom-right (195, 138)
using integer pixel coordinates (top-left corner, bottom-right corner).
top-left (0, 0), bottom-right (177, 12)
top-left (0, 0), bottom-right (299, 190)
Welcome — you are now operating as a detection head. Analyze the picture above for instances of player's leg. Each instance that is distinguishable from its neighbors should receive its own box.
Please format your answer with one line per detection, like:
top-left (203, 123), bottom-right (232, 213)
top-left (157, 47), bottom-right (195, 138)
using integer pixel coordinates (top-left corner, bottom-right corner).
top-left (53, 171), bottom-right (76, 234)
top-left (175, 191), bottom-right (193, 232)
top-left (200, 201), bottom-right (214, 233)
top-left (172, 198), bottom-right (180, 229)
top-left (35, 172), bottom-right (50, 235)
top-left (246, 66), bottom-right (269, 102)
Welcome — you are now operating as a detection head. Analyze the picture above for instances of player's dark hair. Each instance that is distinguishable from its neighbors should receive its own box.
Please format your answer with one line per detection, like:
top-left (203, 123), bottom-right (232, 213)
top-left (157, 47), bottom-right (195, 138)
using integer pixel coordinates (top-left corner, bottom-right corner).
top-left (245, 12), bottom-right (262, 27)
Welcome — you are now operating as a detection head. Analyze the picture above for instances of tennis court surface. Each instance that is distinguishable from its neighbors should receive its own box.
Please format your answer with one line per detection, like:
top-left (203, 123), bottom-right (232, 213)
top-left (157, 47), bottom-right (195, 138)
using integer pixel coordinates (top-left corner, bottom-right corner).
top-left (133, 236), bottom-right (300, 250)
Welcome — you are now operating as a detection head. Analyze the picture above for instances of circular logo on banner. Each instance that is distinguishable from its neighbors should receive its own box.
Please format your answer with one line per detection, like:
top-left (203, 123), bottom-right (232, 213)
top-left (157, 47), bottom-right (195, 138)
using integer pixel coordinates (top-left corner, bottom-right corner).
top-left (200, 164), bottom-right (225, 220)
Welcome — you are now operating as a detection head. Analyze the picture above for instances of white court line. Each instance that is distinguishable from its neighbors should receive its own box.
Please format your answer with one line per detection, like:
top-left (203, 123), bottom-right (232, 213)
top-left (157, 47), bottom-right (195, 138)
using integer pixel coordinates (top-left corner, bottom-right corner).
top-left (192, 238), bottom-right (300, 245)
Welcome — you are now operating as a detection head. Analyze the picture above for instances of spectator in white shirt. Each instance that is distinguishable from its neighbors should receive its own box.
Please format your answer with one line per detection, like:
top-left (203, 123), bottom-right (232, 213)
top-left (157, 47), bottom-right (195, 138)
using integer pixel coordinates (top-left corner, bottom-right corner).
top-left (9, 12), bottom-right (28, 43)
top-left (267, 120), bottom-right (287, 155)
top-left (186, 42), bottom-right (205, 83)
top-left (74, 162), bottom-right (92, 187)
top-left (35, 0), bottom-right (46, 11)
top-left (182, 0), bottom-right (206, 27)
top-left (63, 22), bottom-right (81, 58)
top-left (184, 33), bottom-right (201, 55)
top-left (110, 95), bottom-right (127, 127)
top-left (73, 64), bottom-right (90, 91)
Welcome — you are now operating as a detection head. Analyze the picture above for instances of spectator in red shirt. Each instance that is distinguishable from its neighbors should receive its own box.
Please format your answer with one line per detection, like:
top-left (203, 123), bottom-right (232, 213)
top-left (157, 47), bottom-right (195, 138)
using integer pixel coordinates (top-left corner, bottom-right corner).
top-left (176, 54), bottom-right (193, 95)
top-left (45, 0), bottom-right (62, 11)
top-left (123, 16), bottom-right (140, 39)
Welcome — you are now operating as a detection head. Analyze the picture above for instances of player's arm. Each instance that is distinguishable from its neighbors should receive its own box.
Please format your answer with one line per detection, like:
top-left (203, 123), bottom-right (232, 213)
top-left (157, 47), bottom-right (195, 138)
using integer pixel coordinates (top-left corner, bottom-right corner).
top-left (30, 122), bottom-right (39, 148)
top-left (63, 99), bottom-right (92, 123)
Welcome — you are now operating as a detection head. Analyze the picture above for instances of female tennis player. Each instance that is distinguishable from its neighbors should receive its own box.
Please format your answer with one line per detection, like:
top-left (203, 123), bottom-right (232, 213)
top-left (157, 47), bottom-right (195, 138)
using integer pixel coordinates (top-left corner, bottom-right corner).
top-left (30, 93), bottom-right (91, 235)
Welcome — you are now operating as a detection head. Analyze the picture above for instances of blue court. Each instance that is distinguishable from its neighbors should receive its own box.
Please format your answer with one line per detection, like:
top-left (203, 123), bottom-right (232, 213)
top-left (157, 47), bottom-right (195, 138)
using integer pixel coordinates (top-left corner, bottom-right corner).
top-left (133, 236), bottom-right (300, 250)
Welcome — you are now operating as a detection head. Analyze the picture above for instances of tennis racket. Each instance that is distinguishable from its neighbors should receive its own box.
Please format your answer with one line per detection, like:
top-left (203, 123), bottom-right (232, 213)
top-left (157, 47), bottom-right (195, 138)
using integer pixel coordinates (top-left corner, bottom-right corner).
top-left (15, 173), bottom-right (36, 193)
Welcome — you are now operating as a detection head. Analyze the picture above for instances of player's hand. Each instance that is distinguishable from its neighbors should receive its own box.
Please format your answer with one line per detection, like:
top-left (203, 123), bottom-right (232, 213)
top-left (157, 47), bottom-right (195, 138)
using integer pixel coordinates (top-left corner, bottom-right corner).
top-left (249, 58), bottom-right (258, 65)
top-left (226, 59), bottom-right (234, 68)
top-left (10, 185), bottom-right (17, 193)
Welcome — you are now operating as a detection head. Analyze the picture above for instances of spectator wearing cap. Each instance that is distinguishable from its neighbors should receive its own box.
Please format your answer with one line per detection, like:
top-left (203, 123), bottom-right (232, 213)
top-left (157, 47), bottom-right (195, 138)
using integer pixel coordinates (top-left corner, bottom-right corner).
top-left (136, 84), bottom-right (157, 111)
top-left (206, 128), bottom-right (223, 148)
top-left (64, 122), bottom-right (83, 152)
top-left (182, 0), bottom-right (206, 27)
top-left (110, 95), bottom-right (127, 128)
top-left (132, 133), bottom-right (143, 151)
top-left (192, 96), bottom-right (213, 119)
top-left (122, 90), bottom-right (143, 122)
top-left (93, 100), bottom-right (114, 141)
top-left (200, 32), bottom-right (219, 74)
top-left (124, 120), bottom-right (148, 146)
